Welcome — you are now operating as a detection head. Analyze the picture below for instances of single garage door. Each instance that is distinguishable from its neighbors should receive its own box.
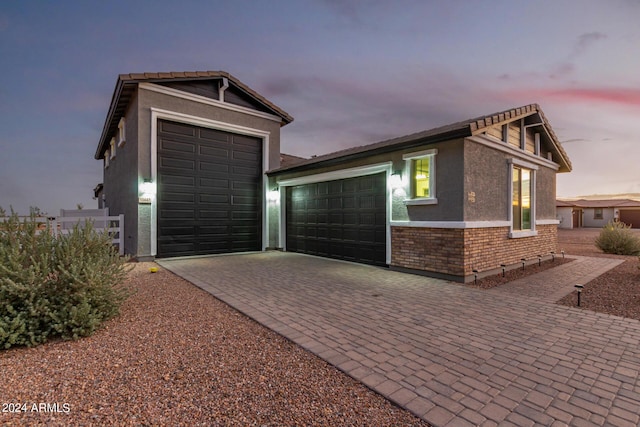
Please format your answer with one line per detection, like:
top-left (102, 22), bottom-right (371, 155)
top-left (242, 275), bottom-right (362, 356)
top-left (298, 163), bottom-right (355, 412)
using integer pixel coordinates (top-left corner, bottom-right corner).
top-left (620, 210), bottom-right (640, 228)
top-left (286, 173), bottom-right (387, 266)
top-left (157, 120), bottom-right (262, 257)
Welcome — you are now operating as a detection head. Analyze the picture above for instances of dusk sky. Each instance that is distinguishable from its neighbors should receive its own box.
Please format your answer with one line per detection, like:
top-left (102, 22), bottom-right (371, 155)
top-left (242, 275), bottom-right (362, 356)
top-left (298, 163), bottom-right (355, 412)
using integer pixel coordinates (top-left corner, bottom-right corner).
top-left (1, 0), bottom-right (639, 215)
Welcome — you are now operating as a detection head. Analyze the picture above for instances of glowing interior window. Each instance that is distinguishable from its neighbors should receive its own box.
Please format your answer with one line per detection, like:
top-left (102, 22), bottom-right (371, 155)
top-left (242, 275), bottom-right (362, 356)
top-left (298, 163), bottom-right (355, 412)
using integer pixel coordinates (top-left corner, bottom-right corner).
top-left (414, 157), bottom-right (430, 198)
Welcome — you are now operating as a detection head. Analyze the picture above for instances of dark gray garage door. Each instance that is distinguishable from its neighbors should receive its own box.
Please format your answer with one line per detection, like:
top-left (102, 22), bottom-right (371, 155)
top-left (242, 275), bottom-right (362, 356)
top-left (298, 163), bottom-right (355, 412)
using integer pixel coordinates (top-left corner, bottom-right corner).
top-left (286, 173), bottom-right (387, 266)
top-left (620, 210), bottom-right (640, 228)
top-left (157, 120), bottom-right (262, 257)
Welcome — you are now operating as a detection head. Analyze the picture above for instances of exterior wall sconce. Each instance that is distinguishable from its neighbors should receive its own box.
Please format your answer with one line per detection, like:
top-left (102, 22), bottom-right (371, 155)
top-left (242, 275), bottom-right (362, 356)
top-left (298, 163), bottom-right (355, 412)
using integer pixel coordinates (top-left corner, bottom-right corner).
top-left (267, 188), bottom-right (280, 203)
top-left (139, 179), bottom-right (156, 204)
top-left (389, 171), bottom-right (403, 190)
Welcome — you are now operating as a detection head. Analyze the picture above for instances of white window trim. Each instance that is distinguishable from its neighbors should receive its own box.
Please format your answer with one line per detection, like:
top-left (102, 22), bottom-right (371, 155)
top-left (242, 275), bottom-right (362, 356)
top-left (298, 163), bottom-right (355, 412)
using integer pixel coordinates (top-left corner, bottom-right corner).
top-left (508, 159), bottom-right (537, 238)
top-left (402, 148), bottom-right (437, 204)
top-left (117, 118), bottom-right (126, 147)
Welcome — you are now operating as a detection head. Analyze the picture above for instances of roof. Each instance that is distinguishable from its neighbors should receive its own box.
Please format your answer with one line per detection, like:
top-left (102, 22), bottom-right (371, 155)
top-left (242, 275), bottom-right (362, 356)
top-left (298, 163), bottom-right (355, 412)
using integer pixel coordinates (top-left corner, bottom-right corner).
top-left (268, 104), bottom-right (572, 175)
top-left (557, 199), bottom-right (640, 208)
top-left (95, 71), bottom-right (293, 159)
top-left (280, 153), bottom-right (307, 168)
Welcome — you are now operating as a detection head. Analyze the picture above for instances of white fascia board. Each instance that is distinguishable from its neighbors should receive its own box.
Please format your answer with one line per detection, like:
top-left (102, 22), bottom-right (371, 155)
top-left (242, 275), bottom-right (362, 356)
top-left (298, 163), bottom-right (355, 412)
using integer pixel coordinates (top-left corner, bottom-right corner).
top-left (390, 220), bottom-right (511, 229)
top-left (276, 163), bottom-right (392, 187)
top-left (140, 82), bottom-right (283, 123)
top-left (468, 135), bottom-right (559, 171)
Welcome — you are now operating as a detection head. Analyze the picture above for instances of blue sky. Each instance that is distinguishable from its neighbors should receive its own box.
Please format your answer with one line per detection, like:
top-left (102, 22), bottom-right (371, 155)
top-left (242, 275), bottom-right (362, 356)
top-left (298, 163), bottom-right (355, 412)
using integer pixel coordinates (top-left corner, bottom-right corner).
top-left (1, 0), bottom-right (639, 214)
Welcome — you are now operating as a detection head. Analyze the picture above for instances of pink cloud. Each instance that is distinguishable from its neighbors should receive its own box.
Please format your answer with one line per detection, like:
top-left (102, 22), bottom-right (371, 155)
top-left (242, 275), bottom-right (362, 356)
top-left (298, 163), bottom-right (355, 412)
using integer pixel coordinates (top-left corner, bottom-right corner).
top-left (510, 87), bottom-right (640, 108)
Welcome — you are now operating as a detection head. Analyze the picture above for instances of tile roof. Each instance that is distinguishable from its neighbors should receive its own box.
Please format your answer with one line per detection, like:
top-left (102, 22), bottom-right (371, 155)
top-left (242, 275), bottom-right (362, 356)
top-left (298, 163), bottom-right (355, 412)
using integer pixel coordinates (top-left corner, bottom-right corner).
top-left (279, 153), bottom-right (307, 168)
top-left (268, 104), bottom-right (572, 174)
top-left (95, 71), bottom-right (293, 159)
top-left (556, 199), bottom-right (640, 208)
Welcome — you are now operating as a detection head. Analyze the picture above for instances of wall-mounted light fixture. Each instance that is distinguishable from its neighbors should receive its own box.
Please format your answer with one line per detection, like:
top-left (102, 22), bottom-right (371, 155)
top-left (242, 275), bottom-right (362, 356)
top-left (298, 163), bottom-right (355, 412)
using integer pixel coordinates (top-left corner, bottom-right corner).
top-left (139, 179), bottom-right (156, 204)
top-left (389, 171), bottom-right (403, 190)
top-left (267, 188), bottom-right (280, 203)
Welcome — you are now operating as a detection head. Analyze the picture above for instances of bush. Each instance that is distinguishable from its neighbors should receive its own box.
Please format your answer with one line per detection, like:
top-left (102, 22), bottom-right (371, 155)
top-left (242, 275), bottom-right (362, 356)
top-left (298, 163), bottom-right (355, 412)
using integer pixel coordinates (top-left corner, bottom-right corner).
top-left (0, 210), bottom-right (131, 349)
top-left (594, 220), bottom-right (640, 255)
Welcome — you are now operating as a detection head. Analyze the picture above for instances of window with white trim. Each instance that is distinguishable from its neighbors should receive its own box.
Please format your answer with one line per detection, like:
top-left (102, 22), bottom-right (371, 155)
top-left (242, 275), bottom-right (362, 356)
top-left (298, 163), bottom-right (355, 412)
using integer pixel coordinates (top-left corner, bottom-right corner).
top-left (594, 208), bottom-right (603, 220)
top-left (402, 149), bottom-right (437, 204)
top-left (512, 166), bottom-right (533, 231)
top-left (117, 117), bottom-right (126, 147)
top-left (110, 137), bottom-right (116, 159)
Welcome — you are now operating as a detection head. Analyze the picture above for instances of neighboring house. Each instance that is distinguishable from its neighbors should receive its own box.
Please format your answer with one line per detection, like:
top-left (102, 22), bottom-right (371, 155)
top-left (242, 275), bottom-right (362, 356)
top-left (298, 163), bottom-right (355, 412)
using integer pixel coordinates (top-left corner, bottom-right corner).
top-left (95, 70), bottom-right (571, 282)
top-left (557, 199), bottom-right (640, 229)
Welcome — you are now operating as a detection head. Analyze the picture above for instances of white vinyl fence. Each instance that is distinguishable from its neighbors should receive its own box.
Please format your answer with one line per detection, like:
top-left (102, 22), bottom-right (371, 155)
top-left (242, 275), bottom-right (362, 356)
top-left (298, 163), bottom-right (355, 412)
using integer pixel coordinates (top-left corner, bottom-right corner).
top-left (6, 211), bottom-right (125, 256)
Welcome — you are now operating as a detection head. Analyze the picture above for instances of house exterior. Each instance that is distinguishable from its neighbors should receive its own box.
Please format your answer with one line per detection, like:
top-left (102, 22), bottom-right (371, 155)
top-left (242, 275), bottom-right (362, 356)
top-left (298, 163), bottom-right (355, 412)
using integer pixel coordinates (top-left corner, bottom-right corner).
top-left (557, 198), bottom-right (640, 229)
top-left (95, 70), bottom-right (571, 282)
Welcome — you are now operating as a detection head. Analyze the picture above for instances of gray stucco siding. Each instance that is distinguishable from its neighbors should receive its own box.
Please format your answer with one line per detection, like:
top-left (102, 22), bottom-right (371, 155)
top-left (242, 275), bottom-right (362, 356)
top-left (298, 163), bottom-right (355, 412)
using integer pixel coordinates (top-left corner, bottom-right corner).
top-left (462, 141), bottom-right (510, 221)
top-left (462, 139), bottom-right (558, 223)
top-left (102, 92), bottom-right (140, 256)
top-left (535, 165), bottom-right (557, 220)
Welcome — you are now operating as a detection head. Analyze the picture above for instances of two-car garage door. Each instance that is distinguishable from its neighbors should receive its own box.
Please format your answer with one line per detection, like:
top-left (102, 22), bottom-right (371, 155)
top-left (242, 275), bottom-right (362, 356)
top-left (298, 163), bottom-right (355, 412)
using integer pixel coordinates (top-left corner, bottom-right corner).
top-left (157, 120), bottom-right (262, 257)
top-left (285, 173), bottom-right (387, 267)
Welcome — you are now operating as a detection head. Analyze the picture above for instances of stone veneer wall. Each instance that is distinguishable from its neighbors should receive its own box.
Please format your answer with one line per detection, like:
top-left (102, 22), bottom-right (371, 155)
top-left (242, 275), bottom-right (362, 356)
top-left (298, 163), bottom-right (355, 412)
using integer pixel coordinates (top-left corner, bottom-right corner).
top-left (391, 224), bottom-right (557, 279)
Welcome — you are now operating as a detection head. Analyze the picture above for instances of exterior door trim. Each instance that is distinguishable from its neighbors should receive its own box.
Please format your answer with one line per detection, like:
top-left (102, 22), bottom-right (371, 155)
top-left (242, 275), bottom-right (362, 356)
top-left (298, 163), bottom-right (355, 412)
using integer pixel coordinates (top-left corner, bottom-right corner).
top-left (150, 108), bottom-right (271, 256)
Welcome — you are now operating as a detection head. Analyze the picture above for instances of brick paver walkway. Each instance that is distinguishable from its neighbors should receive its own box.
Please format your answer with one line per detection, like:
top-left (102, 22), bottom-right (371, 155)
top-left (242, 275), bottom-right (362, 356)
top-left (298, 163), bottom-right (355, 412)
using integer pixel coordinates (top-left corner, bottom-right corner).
top-left (159, 253), bottom-right (639, 427)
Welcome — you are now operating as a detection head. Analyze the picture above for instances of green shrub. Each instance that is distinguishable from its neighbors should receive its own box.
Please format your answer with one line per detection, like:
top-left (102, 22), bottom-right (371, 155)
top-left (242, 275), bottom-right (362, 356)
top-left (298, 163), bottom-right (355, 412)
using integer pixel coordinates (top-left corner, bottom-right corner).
top-left (0, 210), bottom-right (131, 349)
top-left (594, 220), bottom-right (640, 255)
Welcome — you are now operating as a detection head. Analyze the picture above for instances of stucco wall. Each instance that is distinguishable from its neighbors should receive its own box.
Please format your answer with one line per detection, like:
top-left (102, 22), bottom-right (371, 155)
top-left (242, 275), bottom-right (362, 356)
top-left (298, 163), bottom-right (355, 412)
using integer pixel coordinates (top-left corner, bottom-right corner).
top-left (462, 140), bottom-right (558, 222)
top-left (557, 206), bottom-right (574, 229)
top-left (582, 208), bottom-right (615, 228)
top-left (102, 91), bottom-right (139, 256)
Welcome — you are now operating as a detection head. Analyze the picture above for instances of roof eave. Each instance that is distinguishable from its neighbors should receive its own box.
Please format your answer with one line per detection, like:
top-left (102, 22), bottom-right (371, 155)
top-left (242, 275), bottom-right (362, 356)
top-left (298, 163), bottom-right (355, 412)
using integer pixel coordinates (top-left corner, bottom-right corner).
top-left (268, 127), bottom-right (470, 175)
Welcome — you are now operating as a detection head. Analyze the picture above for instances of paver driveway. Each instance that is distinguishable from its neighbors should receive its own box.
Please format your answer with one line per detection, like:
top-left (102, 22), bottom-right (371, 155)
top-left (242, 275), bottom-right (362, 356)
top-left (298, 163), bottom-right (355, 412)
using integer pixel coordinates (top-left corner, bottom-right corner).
top-left (159, 252), bottom-right (639, 427)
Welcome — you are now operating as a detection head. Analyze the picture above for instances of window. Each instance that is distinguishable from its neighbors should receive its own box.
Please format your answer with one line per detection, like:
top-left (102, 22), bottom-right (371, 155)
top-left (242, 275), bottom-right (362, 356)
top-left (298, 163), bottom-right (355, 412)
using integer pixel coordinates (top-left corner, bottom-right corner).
top-left (512, 166), bottom-right (533, 231)
top-left (594, 208), bottom-right (603, 220)
top-left (110, 137), bottom-right (116, 159)
top-left (117, 117), bottom-right (126, 147)
top-left (414, 157), bottom-right (431, 198)
top-left (402, 149), bottom-right (437, 204)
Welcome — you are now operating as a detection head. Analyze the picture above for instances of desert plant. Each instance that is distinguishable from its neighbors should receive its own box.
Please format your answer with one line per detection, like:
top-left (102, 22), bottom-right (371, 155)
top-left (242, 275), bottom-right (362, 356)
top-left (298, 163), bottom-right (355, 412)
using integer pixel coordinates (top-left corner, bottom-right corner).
top-left (0, 210), bottom-right (131, 349)
top-left (594, 220), bottom-right (640, 256)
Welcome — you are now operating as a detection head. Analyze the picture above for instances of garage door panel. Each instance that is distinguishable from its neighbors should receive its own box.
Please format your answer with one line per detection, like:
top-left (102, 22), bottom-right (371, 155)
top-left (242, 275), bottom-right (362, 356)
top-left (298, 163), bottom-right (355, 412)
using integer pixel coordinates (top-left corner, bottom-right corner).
top-left (286, 173), bottom-right (386, 266)
top-left (157, 120), bottom-right (262, 257)
top-left (161, 139), bottom-right (196, 154)
top-left (160, 209), bottom-right (195, 219)
top-left (162, 121), bottom-right (197, 136)
top-left (163, 192), bottom-right (195, 203)
top-left (620, 210), bottom-right (640, 228)
top-left (199, 128), bottom-right (231, 142)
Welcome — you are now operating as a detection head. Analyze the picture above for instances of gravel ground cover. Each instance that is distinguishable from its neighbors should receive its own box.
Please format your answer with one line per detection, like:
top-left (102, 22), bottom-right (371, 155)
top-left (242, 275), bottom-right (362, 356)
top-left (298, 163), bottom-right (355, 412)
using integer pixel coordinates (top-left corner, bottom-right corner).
top-left (556, 229), bottom-right (640, 319)
top-left (0, 263), bottom-right (429, 426)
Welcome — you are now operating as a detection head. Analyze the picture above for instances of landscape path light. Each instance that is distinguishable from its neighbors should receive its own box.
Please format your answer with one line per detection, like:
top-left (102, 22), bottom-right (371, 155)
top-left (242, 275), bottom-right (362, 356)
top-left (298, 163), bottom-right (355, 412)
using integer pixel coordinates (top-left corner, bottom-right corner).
top-left (473, 269), bottom-right (479, 285)
top-left (551, 251), bottom-right (556, 262)
top-left (538, 255), bottom-right (542, 266)
top-left (575, 284), bottom-right (584, 307)
top-left (501, 264), bottom-right (506, 277)
top-left (521, 258), bottom-right (526, 271)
